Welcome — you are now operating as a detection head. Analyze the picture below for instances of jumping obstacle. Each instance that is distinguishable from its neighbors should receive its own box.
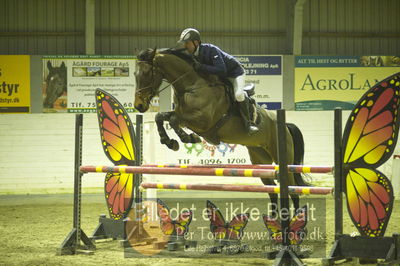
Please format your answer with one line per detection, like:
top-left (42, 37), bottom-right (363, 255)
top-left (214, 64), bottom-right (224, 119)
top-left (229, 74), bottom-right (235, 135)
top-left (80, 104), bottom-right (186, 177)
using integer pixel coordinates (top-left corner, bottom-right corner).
top-left (143, 163), bottom-right (333, 174)
top-left (140, 182), bottom-right (333, 195)
top-left (60, 84), bottom-right (400, 264)
top-left (60, 111), bottom-right (400, 264)
top-left (273, 108), bottom-right (299, 264)
top-left (59, 114), bottom-right (95, 255)
top-left (59, 114), bottom-right (145, 255)
top-left (269, 109), bottom-right (400, 265)
top-left (60, 111), bottom-right (335, 257)
top-left (80, 165), bottom-right (277, 179)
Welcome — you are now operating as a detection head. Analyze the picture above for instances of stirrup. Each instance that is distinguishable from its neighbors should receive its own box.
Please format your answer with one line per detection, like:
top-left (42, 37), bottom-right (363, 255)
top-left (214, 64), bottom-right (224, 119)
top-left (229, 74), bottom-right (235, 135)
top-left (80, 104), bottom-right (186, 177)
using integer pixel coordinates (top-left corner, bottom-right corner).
top-left (243, 84), bottom-right (255, 97)
top-left (247, 123), bottom-right (259, 135)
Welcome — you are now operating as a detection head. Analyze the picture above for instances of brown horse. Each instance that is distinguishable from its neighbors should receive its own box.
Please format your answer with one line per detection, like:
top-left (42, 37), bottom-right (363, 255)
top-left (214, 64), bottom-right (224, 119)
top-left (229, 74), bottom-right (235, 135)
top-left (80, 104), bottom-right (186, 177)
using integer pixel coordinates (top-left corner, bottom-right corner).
top-left (43, 61), bottom-right (67, 108)
top-left (134, 48), bottom-right (307, 215)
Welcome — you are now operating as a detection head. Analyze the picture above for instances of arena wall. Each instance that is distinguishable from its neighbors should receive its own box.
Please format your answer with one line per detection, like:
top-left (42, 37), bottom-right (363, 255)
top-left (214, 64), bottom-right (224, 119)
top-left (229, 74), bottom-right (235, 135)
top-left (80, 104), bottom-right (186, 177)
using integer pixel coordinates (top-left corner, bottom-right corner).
top-left (4, 110), bottom-right (398, 194)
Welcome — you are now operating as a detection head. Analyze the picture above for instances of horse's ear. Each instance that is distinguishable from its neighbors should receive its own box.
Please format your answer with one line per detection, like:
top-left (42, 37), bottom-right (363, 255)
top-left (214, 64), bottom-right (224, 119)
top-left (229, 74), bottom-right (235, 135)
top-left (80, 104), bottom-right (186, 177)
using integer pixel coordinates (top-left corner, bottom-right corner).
top-left (133, 47), bottom-right (140, 56)
top-left (47, 61), bottom-right (53, 71)
top-left (60, 62), bottom-right (66, 68)
top-left (151, 46), bottom-right (157, 60)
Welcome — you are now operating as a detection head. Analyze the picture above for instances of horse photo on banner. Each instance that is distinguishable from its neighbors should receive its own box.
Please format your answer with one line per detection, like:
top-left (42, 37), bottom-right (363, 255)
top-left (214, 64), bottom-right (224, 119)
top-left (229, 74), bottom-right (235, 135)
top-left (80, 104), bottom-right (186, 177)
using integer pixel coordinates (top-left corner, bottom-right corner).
top-left (41, 55), bottom-right (137, 113)
top-left (42, 57), bottom-right (68, 112)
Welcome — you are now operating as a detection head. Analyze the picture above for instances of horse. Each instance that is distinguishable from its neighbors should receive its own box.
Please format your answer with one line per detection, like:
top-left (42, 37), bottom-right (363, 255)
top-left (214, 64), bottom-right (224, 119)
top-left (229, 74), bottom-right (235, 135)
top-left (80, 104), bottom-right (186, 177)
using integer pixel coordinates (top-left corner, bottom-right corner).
top-left (43, 61), bottom-right (67, 108)
top-left (133, 48), bottom-right (307, 215)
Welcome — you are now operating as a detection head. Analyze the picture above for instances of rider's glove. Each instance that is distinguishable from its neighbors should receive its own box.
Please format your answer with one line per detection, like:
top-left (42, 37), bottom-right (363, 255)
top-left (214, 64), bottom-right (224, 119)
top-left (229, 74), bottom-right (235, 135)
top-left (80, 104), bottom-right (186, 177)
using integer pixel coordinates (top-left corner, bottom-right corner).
top-left (192, 59), bottom-right (202, 71)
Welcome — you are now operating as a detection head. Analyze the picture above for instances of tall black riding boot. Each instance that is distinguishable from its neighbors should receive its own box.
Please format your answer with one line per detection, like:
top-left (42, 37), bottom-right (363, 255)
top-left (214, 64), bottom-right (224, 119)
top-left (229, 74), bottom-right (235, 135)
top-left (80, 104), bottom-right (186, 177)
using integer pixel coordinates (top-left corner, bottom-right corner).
top-left (238, 98), bottom-right (259, 135)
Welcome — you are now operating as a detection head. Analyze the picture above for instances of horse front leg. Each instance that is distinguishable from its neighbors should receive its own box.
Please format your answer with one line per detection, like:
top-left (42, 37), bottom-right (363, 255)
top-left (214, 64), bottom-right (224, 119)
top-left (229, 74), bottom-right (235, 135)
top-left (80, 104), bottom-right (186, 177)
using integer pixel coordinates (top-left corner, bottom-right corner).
top-left (155, 112), bottom-right (179, 151)
top-left (169, 113), bottom-right (202, 144)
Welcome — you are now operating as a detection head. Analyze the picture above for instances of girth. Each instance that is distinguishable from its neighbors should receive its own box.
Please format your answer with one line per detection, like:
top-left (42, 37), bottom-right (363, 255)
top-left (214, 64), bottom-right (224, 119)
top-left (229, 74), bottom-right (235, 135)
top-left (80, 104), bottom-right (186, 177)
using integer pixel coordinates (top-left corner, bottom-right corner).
top-left (195, 81), bottom-right (258, 145)
top-left (198, 109), bottom-right (233, 145)
top-left (196, 83), bottom-right (236, 145)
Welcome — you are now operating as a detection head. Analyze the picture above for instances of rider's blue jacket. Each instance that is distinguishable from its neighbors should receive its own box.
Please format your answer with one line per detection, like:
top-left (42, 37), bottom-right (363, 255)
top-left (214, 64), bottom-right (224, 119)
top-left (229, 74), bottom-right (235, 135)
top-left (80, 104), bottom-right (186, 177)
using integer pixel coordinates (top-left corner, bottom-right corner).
top-left (196, 43), bottom-right (244, 78)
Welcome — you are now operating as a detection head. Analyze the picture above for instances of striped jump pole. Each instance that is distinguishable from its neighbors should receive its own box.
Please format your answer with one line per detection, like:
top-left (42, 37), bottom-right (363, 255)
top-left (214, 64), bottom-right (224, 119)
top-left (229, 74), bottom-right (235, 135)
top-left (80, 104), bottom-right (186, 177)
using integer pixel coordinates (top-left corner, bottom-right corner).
top-left (140, 182), bottom-right (333, 195)
top-left (79, 165), bottom-right (277, 179)
top-left (143, 163), bottom-right (333, 174)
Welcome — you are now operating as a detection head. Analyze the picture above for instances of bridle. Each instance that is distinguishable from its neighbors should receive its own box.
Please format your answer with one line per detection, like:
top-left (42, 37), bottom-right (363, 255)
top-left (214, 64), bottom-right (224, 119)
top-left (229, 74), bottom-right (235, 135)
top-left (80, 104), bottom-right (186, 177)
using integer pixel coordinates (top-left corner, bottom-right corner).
top-left (136, 59), bottom-right (194, 97)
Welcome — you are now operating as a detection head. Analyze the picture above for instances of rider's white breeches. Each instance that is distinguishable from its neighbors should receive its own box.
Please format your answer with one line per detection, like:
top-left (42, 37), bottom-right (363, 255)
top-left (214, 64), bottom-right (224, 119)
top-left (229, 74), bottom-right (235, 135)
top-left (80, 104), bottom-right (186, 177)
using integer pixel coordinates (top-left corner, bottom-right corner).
top-left (228, 74), bottom-right (247, 102)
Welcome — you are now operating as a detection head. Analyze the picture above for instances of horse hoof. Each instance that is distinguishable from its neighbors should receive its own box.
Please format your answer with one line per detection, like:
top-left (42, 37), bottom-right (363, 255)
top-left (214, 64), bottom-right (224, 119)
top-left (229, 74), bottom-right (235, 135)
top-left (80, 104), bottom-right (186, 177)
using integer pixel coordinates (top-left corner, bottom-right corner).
top-left (160, 138), bottom-right (169, 145)
top-left (169, 139), bottom-right (179, 151)
top-left (190, 134), bottom-right (202, 143)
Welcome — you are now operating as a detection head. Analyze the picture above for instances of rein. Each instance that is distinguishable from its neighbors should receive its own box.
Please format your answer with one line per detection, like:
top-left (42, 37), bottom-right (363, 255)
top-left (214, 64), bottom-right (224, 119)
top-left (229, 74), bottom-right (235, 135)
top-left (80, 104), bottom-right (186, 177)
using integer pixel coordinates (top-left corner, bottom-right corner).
top-left (136, 59), bottom-right (194, 95)
top-left (158, 69), bottom-right (193, 94)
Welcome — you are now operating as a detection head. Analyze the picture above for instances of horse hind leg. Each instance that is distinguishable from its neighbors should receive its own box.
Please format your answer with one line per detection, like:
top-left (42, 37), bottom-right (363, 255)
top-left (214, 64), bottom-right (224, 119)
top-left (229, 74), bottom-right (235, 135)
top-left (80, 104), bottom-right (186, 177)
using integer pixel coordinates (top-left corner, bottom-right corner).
top-left (286, 122), bottom-right (307, 213)
top-left (248, 143), bottom-right (300, 216)
top-left (246, 146), bottom-right (279, 218)
top-left (169, 113), bottom-right (201, 144)
top-left (290, 194), bottom-right (300, 213)
top-left (282, 131), bottom-right (301, 213)
top-left (286, 123), bottom-right (308, 186)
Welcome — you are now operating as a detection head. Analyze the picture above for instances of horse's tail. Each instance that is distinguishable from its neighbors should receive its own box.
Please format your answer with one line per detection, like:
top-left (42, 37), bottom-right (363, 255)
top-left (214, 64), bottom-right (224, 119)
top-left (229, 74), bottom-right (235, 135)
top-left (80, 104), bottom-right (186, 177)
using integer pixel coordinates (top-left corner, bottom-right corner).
top-left (286, 123), bottom-right (310, 186)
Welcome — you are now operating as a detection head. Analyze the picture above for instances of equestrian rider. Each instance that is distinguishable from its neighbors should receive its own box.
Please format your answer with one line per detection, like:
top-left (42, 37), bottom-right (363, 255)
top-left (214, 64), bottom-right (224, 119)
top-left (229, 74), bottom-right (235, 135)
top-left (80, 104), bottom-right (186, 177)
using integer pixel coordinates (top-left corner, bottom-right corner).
top-left (177, 28), bottom-right (259, 135)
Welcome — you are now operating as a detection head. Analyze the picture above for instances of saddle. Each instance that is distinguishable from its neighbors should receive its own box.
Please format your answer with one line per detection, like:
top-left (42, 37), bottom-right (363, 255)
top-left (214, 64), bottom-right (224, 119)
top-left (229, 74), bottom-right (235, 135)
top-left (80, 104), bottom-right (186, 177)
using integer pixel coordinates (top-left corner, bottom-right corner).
top-left (222, 78), bottom-right (257, 116)
top-left (201, 79), bottom-right (260, 145)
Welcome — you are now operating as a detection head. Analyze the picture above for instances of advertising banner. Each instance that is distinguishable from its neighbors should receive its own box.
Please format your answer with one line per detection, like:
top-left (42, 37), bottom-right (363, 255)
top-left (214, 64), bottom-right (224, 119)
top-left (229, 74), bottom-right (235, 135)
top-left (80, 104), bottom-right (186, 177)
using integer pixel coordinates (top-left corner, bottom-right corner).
top-left (144, 121), bottom-right (253, 183)
top-left (236, 55), bottom-right (283, 110)
top-left (42, 55), bottom-right (136, 113)
top-left (295, 55), bottom-right (400, 110)
top-left (163, 138), bottom-right (251, 166)
top-left (0, 55), bottom-right (30, 113)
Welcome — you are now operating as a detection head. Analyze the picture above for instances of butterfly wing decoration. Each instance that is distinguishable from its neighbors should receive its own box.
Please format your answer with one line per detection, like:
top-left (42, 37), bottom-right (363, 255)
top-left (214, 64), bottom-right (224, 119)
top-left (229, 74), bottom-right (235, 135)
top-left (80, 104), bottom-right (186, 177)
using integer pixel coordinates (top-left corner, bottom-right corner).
top-left (156, 198), bottom-right (193, 236)
top-left (226, 213), bottom-right (250, 240)
top-left (206, 200), bottom-right (228, 239)
top-left (96, 89), bottom-right (136, 220)
top-left (174, 209), bottom-right (193, 236)
top-left (263, 205), bottom-right (308, 245)
top-left (206, 200), bottom-right (249, 240)
top-left (156, 198), bottom-right (174, 235)
top-left (287, 206), bottom-right (308, 245)
top-left (263, 215), bottom-right (282, 243)
top-left (342, 73), bottom-right (400, 237)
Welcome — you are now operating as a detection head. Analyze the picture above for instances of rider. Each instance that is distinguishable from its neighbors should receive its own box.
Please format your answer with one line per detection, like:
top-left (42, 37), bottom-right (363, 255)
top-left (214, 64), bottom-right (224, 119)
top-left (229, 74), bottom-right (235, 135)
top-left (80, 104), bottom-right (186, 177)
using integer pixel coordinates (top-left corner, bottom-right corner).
top-left (176, 28), bottom-right (259, 135)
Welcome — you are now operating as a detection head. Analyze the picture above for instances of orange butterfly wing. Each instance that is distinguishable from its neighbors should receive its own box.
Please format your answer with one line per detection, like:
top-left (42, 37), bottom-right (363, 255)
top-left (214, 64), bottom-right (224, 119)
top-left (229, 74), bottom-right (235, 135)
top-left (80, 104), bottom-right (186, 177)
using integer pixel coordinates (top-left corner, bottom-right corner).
top-left (156, 199), bottom-right (174, 235)
top-left (174, 210), bottom-right (193, 236)
top-left (263, 215), bottom-right (282, 243)
top-left (206, 201), bottom-right (249, 240)
top-left (342, 73), bottom-right (400, 237)
top-left (226, 213), bottom-right (250, 240)
top-left (96, 89), bottom-right (136, 220)
top-left (206, 200), bottom-right (228, 239)
top-left (287, 206), bottom-right (308, 245)
top-left (156, 199), bottom-right (193, 236)
top-left (263, 205), bottom-right (308, 245)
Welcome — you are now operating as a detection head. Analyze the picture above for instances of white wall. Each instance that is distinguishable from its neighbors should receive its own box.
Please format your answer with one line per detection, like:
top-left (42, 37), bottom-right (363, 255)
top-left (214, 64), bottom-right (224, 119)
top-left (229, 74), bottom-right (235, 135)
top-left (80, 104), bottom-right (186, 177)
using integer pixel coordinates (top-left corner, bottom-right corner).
top-left (0, 110), bottom-right (397, 194)
top-left (0, 113), bottom-right (106, 194)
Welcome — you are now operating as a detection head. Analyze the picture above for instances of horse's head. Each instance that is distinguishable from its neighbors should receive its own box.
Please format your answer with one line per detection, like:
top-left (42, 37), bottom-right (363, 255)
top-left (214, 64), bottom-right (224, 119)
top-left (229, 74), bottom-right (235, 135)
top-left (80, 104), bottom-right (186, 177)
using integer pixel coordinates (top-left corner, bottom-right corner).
top-left (134, 48), bottom-right (164, 112)
top-left (44, 61), bottom-right (67, 108)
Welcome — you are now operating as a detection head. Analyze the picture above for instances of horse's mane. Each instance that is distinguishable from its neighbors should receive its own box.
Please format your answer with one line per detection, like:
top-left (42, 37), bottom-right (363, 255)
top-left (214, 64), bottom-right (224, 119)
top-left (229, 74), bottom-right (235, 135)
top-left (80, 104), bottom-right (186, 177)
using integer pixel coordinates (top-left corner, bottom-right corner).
top-left (137, 47), bottom-right (221, 84)
top-left (137, 48), bottom-right (195, 66)
top-left (162, 49), bottom-right (195, 65)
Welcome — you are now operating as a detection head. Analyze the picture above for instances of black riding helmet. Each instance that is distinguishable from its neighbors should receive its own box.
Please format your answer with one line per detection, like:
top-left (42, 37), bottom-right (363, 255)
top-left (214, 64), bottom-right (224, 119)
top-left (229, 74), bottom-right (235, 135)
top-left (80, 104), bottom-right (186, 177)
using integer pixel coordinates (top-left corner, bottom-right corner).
top-left (177, 28), bottom-right (201, 44)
